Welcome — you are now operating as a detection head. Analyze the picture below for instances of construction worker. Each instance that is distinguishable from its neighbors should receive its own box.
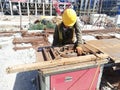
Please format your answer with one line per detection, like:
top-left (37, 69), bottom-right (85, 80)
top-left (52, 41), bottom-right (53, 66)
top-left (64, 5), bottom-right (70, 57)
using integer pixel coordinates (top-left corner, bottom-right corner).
top-left (52, 8), bottom-right (83, 55)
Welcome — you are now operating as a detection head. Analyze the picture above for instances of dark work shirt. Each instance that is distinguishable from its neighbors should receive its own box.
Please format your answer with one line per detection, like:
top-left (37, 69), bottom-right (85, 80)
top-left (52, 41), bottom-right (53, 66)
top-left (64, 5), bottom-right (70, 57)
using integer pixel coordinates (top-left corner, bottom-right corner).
top-left (52, 19), bottom-right (83, 46)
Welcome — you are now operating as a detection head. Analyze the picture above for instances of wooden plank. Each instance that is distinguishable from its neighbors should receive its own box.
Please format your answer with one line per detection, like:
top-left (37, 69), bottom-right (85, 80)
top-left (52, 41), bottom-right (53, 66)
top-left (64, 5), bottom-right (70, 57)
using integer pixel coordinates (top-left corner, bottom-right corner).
top-left (36, 51), bottom-right (44, 62)
top-left (13, 46), bottom-right (33, 50)
top-left (0, 33), bottom-right (14, 37)
top-left (6, 54), bottom-right (108, 74)
top-left (13, 37), bottom-right (45, 44)
top-left (84, 44), bottom-right (100, 53)
top-left (41, 59), bottom-right (107, 75)
top-left (86, 39), bottom-right (120, 63)
top-left (42, 48), bottom-right (51, 61)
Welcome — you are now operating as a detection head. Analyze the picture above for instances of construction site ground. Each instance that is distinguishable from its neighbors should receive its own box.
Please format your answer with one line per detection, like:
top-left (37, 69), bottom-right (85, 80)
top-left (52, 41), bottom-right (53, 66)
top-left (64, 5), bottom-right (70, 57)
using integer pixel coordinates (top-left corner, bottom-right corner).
top-left (0, 15), bottom-right (45, 90)
top-left (0, 15), bottom-right (120, 90)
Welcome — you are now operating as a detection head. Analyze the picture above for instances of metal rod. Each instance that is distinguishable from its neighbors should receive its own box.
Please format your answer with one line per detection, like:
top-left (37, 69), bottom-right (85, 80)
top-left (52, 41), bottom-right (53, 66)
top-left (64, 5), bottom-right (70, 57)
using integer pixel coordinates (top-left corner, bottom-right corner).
top-left (98, 0), bottom-right (103, 14)
top-left (87, 0), bottom-right (91, 15)
top-left (0, 1), bottom-right (3, 14)
top-left (50, 3), bottom-right (52, 16)
top-left (92, 0), bottom-right (97, 13)
top-left (9, 1), bottom-right (13, 16)
top-left (43, 2), bottom-right (45, 16)
top-left (35, 1), bottom-right (37, 16)
top-left (18, 1), bottom-right (22, 30)
top-left (27, 2), bottom-right (30, 17)
top-left (80, 0), bottom-right (84, 15)
top-left (84, 0), bottom-right (89, 15)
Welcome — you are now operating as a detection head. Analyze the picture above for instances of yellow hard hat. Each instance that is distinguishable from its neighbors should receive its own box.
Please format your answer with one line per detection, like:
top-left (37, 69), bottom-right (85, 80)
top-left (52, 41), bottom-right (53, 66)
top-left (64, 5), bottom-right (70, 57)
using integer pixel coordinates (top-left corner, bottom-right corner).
top-left (62, 9), bottom-right (77, 27)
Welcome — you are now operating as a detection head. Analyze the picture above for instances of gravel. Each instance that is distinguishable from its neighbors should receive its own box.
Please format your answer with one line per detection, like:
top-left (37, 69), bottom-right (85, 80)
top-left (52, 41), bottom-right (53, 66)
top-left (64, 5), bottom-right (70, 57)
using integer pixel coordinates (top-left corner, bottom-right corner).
top-left (0, 36), bottom-right (38, 90)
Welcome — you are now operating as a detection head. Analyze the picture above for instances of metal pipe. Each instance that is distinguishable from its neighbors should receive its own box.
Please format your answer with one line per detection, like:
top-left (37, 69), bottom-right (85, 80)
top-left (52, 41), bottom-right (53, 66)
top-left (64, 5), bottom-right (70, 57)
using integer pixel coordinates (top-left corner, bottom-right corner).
top-left (84, 0), bottom-right (89, 15)
top-left (80, 0), bottom-right (84, 15)
top-left (43, 2), bottom-right (45, 16)
top-left (87, 0), bottom-right (91, 15)
top-left (50, 2), bottom-right (52, 16)
top-left (18, 1), bottom-right (22, 30)
top-left (35, 1), bottom-right (37, 16)
top-left (0, 1), bottom-right (3, 14)
top-left (9, 1), bottom-right (13, 16)
top-left (27, 2), bottom-right (30, 17)
top-left (92, 0), bottom-right (97, 13)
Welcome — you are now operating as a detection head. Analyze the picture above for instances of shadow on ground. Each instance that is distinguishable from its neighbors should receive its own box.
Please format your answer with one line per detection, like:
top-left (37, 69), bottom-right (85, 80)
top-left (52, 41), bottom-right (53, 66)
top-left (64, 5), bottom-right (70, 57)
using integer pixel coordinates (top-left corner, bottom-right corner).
top-left (13, 70), bottom-right (38, 90)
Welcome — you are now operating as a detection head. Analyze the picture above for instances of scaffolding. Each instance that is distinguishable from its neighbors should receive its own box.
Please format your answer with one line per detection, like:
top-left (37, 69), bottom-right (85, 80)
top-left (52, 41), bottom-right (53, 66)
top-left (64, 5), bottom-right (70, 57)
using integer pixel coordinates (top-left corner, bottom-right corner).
top-left (0, 0), bottom-right (119, 16)
top-left (100, 0), bottom-right (117, 16)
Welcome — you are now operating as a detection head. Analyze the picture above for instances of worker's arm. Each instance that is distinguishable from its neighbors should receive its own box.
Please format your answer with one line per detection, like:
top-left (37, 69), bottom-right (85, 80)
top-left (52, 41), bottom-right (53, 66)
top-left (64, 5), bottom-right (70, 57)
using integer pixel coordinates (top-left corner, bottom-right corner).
top-left (74, 18), bottom-right (83, 46)
top-left (74, 19), bottom-right (83, 55)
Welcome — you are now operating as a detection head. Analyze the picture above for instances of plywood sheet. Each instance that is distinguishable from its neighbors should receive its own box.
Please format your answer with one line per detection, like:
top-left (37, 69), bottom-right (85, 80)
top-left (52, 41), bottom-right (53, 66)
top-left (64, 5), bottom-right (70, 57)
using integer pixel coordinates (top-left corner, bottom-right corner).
top-left (86, 39), bottom-right (120, 63)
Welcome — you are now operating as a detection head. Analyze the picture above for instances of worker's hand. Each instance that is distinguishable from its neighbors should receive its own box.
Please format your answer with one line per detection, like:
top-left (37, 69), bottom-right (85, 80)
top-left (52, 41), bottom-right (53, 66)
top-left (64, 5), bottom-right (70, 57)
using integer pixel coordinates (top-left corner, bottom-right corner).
top-left (76, 46), bottom-right (83, 55)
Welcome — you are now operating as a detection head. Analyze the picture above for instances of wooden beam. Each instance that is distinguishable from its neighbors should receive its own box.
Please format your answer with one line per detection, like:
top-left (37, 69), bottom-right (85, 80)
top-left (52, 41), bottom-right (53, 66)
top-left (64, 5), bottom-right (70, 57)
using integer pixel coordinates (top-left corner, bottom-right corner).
top-left (13, 37), bottom-right (45, 44)
top-left (0, 30), bottom-right (27, 33)
top-left (45, 28), bottom-right (120, 34)
top-left (41, 59), bottom-right (107, 75)
top-left (13, 46), bottom-right (33, 50)
top-left (6, 54), bottom-right (108, 74)
top-left (36, 51), bottom-right (44, 62)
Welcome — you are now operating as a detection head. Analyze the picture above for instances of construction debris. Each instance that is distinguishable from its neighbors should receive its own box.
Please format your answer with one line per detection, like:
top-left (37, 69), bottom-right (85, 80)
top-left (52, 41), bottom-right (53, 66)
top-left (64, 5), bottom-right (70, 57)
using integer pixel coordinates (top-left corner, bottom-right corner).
top-left (12, 30), bottom-right (51, 50)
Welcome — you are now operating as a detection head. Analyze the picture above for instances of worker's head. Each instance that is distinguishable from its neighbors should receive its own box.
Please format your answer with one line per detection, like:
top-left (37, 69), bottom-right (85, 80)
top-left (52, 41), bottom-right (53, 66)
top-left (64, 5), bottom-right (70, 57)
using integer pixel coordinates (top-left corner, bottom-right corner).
top-left (62, 8), bottom-right (77, 27)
